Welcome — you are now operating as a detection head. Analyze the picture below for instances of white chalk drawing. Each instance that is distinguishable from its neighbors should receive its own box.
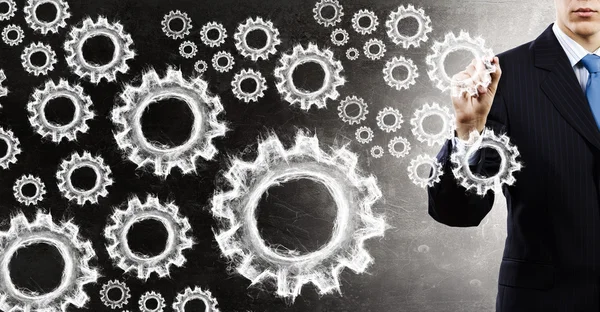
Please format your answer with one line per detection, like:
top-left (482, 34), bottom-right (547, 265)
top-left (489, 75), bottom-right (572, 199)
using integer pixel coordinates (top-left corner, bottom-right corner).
top-left (211, 51), bottom-right (235, 73)
top-left (194, 60), bottom-right (208, 74)
top-left (337, 95), bottom-right (368, 125)
top-left (231, 68), bottom-right (267, 103)
top-left (346, 47), bottom-right (359, 60)
top-left (355, 126), bottom-right (374, 144)
top-left (173, 286), bottom-right (220, 312)
top-left (370, 145), bottom-right (384, 158)
top-left (161, 10), bottom-right (192, 40)
top-left (179, 40), bottom-right (197, 59)
top-left (330, 28), bottom-right (349, 46)
top-left (100, 280), bottom-right (131, 309)
top-left (24, 0), bottom-right (71, 35)
top-left (388, 136), bottom-right (411, 158)
top-left (21, 42), bottom-right (57, 76)
top-left (0, 127), bottom-right (20, 169)
top-left (2, 24), bottom-right (24, 46)
top-left (376, 107), bottom-right (403, 133)
top-left (0, 0), bottom-right (16, 21)
top-left (407, 154), bottom-right (443, 188)
top-left (352, 9), bottom-right (379, 35)
top-left (363, 38), bottom-right (386, 60)
top-left (56, 151), bottom-right (113, 205)
top-left (383, 56), bottom-right (419, 91)
top-left (200, 22), bottom-right (227, 48)
top-left (385, 4), bottom-right (432, 49)
top-left (13, 174), bottom-right (46, 206)
top-left (410, 102), bottom-right (455, 147)
top-left (138, 291), bottom-right (165, 312)
top-left (234, 17), bottom-right (281, 61)
top-left (313, 0), bottom-right (344, 27)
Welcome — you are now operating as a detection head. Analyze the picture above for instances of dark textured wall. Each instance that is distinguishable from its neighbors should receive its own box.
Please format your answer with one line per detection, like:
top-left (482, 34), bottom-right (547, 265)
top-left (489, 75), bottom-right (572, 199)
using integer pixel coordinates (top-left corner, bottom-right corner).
top-left (0, 0), bottom-right (554, 311)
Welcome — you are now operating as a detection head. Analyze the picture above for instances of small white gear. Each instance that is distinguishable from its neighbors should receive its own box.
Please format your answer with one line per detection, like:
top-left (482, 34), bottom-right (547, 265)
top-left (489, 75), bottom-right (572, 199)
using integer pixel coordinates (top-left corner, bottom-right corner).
top-left (194, 60), bottom-right (207, 74)
top-left (64, 16), bottom-right (136, 83)
top-left (330, 28), bottom-right (349, 46)
top-left (0, 69), bottom-right (7, 100)
top-left (450, 128), bottom-right (522, 196)
top-left (0, 0), bottom-right (16, 21)
top-left (0, 127), bottom-right (20, 169)
top-left (388, 136), bottom-right (411, 158)
top-left (211, 51), bottom-right (235, 73)
top-left (210, 130), bottom-right (386, 301)
top-left (407, 154), bottom-right (443, 188)
top-left (12, 174), bottom-right (46, 206)
top-left (383, 56), bottom-right (418, 91)
top-left (27, 79), bottom-right (95, 143)
top-left (200, 22), bottom-right (227, 48)
top-left (355, 126), bottom-right (374, 144)
top-left (385, 4), bottom-right (432, 49)
top-left (99, 280), bottom-right (131, 309)
top-left (104, 195), bottom-right (194, 280)
top-left (352, 9), bottom-right (379, 35)
top-left (376, 107), bottom-right (403, 133)
top-left (111, 67), bottom-right (227, 177)
top-left (274, 43), bottom-right (345, 110)
top-left (410, 102), bottom-right (455, 147)
top-left (363, 38), bottom-right (386, 60)
top-left (56, 151), bottom-right (113, 205)
top-left (0, 212), bottom-right (99, 312)
top-left (426, 30), bottom-right (496, 97)
top-left (2, 24), bottom-right (24, 46)
top-left (234, 17), bottom-right (281, 61)
top-left (312, 0), bottom-right (344, 27)
top-left (161, 10), bottom-right (192, 40)
top-left (231, 68), bottom-right (267, 103)
top-left (21, 42), bottom-right (57, 76)
top-left (337, 95), bottom-right (368, 125)
top-left (179, 40), bottom-right (197, 59)
top-left (24, 0), bottom-right (71, 35)
top-left (172, 287), bottom-right (220, 312)
top-left (138, 291), bottom-right (165, 312)
top-left (346, 47), bottom-right (359, 60)
top-left (370, 145), bottom-right (384, 158)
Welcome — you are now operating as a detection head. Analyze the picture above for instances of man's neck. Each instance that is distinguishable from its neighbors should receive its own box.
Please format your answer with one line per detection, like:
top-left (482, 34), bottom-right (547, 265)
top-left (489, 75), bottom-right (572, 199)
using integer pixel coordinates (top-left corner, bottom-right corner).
top-left (557, 21), bottom-right (600, 52)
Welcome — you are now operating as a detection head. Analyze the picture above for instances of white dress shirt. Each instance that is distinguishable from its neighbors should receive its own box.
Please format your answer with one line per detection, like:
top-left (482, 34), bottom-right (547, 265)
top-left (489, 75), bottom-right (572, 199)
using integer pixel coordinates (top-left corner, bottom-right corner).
top-left (452, 22), bottom-right (600, 165)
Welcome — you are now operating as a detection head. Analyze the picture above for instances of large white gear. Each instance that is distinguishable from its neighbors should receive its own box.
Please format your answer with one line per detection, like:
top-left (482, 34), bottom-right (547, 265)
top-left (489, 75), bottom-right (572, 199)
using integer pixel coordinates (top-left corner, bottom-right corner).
top-left (27, 79), bottom-right (95, 143)
top-left (330, 28), bottom-right (349, 46)
top-left (179, 40), bottom-right (197, 59)
top-left (0, 69), bottom-right (7, 100)
top-left (64, 16), bottom-right (136, 83)
top-left (138, 291), bottom-right (165, 312)
top-left (355, 126), bottom-right (374, 144)
top-left (450, 128), bottom-right (522, 196)
top-left (363, 38), bottom-right (386, 60)
top-left (407, 154), bottom-right (443, 188)
top-left (426, 30), bottom-right (496, 97)
top-left (2, 24), bottom-right (24, 46)
top-left (234, 17), bottom-right (281, 61)
top-left (376, 107), bottom-right (403, 133)
top-left (24, 0), bottom-right (71, 35)
top-left (312, 0), bottom-right (344, 27)
top-left (99, 280), bottom-right (130, 309)
top-left (172, 287), bottom-right (220, 312)
top-left (21, 42), bottom-right (57, 76)
top-left (385, 4), bottom-right (432, 49)
top-left (231, 68), bottom-right (267, 103)
top-left (161, 10), bottom-right (192, 40)
top-left (387, 136), bottom-right (411, 158)
top-left (351, 9), bottom-right (379, 35)
top-left (337, 95), bottom-right (368, 125)
top-left (346, 47), bottom-right (359, 60)
top-left (210, 131), bottom-right (386, 301)
top-left (56, 151), bottom-right (113, 205)
top-left (274, 43), bottom-right (345, 110)
top-left (104, 195), bottom-right (194, 280)
top-left (383, 56), bottom-right (418, 91)
top-left (211, 51), bottom-right (235, 73)
top-left (370, 145), bottom-right (384, 158)
top-left (13, 174), bottom-right (46, 206)
top-left (0, 0), bottom-right (16, 21)
top-left (0, 127), bottom-right (20, 169)
top-left (0, 212), bottom-right (99, 312)
top-left (410, 102), bottom-right (455, 147)
top-left (111, 68), bottom-right (227, 177)
top-left (200, 22), bottom-right (227, 48)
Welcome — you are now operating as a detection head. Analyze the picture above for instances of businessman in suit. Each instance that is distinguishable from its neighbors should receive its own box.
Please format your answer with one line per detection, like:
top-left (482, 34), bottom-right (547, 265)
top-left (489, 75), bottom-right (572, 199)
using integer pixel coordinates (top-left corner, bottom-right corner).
top-left (428, 0), bottom-right (600, 311)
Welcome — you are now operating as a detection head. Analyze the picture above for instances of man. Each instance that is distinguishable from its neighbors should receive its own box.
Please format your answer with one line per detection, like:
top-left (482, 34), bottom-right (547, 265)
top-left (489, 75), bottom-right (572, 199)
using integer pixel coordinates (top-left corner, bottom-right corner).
top-left (428, 0), bottom-right (600, 311)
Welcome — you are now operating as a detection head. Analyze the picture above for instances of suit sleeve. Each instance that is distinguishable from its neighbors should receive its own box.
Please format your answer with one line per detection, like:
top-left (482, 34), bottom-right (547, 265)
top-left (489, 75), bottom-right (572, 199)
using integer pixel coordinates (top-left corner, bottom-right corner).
top-left (427, 84), bottom-right (509, 227)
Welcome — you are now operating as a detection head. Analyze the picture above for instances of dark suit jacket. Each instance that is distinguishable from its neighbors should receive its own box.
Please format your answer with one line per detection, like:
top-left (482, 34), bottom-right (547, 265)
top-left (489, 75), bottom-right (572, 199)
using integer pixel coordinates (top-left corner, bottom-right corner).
top-left (428, 23), bottom-right (600, 311)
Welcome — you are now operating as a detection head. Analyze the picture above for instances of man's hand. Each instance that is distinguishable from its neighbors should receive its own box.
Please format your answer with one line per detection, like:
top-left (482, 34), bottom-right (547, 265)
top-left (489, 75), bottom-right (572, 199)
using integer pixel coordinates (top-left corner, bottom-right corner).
top-left (451, 56), bottom-right (502, 140)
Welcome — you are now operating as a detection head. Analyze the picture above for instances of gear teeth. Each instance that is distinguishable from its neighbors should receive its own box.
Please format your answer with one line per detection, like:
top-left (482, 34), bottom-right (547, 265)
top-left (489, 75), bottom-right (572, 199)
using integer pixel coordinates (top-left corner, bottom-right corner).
top-left (337, 95), bottom-right (368, 125)
top-left (0, 127), bottom-right (21, 169)
top-left (200, 21), bottom-right (227, 47)
top-left (376, 107), bottom-right (403, 132)
top-left (234, 17), bottom-right (280, 61)
top-left (21, 42), bottom-right (57, 76)
top-left (388, 136), bottom-right (411, 158)
top-left (172, 286), bottom-right (220, 312)
top-left (330, 28), bottom-right (349, 46)
top-left (210, 130), bottom-right (386, 301)
top-left (56, 151), bottom-right (113, 205)
top-left (313, 0), bottom-right (344, 27)
top-left (410, 102), bottom-right (455, 146)
top-left (100, 280), bottom-right (131, 309)
top-left (231, 68), bottom-right (267, 103)
top-left (179, 40), bottom-right (197, 58)
top-left (383, 56), bottom-right (418, 90)
top-left (139, 291), bottom-right (165, 312)
top-left (355, 126), bottom-right (374, 144)
top-left (24, 0), bottom-right (71, 34)
top-left (2, 24), bottom-right (24, 46)
top-left (370, 145), bottom-right (384, 158)
top-left (13, 174), bottom-right (46, 205)
top-left (407, 154), bottom-right (443, 188)
top-left (161, 10), bottom-right (192, 39)
top-left (352, 9), bottom-right (379, 35)
top-left (346, 47), bottom-right (359, 60)
top-left (385, 4), bottom-right (432, 49)
top-left (194, 60), bottom-right (208, 74)
top-left (363, 38), bottom-right (386, 60)
top-left (212, 51), bottom-right (235, 73)
top-left (0, 0), bottom-right (17, 21)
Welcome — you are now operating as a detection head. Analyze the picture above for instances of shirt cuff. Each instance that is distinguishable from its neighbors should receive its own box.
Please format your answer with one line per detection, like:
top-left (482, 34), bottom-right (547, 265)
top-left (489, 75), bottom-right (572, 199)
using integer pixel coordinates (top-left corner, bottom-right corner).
top-left (452, 130), bottom-right (483, 166)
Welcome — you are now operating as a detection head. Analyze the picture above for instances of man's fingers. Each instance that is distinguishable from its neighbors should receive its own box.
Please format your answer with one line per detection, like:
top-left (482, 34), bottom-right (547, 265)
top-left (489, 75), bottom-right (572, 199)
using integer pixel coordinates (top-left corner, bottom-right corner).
top-left (488, 56), bottom-right (502, 91)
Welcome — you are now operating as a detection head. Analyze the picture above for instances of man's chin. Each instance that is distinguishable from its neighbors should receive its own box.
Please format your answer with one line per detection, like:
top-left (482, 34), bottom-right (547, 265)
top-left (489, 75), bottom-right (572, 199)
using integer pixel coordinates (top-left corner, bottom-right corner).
top-left (569, 21), bottom-right (600, 36)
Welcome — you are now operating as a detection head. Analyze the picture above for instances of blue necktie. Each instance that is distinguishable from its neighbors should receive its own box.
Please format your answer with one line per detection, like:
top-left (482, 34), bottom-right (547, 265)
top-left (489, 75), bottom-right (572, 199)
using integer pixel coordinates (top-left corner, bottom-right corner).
top-left (580, 54), bottom-right (600, 130)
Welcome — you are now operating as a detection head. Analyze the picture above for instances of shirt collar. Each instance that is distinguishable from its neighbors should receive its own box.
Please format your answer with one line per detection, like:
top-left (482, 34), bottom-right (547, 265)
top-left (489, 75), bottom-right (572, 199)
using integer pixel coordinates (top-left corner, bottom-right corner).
top-left (552, 22), bottom-right (600, 67)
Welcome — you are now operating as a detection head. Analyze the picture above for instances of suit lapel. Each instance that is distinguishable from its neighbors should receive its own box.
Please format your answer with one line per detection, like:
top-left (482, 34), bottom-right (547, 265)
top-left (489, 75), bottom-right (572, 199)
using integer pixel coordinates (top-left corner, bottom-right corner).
top-left (535, 23), bottom-right (600, 151)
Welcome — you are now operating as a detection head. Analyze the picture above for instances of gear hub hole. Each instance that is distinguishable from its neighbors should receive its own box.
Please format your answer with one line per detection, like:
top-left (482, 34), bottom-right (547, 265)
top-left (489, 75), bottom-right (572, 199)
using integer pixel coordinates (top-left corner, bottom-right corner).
top-left (107, 287), bottom-right (124, 301)
top-left (246, 29), bottom-right (267, 50)
top-left (127, 219), bottom-right (169, 257)
top-left (445, 49), bottom-right (475, 80)
top-left (82, 35), bottom-right (116, 66)
top-left (240, 77), bottom-right (258, 94)
top-left (358, 16), bottom-right (373, 28)
top-left (44, 96), bottom-right (75, 126)
top-left (0, 3), bottom-right (9, 14)
top-left (6, 29), bottom-right (18, 40)
top-left (21, 182), bottom-right (38, 197)
top-left (344, 102), bottom-right (361, 119)
top-left (422, 115), bottom-right (443, 135)
top-left (185, 299), bottom-right (207, 311)
top-left (319, 5), bottom-right (336, 20)
top-left (30, 51), bottom-right (48, 67)
top-left (207, 28), bottom-right (221, 41)
top-left (0, 139), bottom-right (7, 159)
top-left (256, 178), bottom-right (337, 255)
top-left (391, 65), bottom-right (409, 81)
top-left (9, 242), bottom-right (65, 295)
top-left (144, 297), bottom-right (159, 310)
top-left (168, 17), bottom-right (184, 32)
top-left (71, 166), bottom-right (97, 191)
top-left (35, 2), bottom-right (58, 23)
top-left (382, 114), bottom-right (397, 127)
top-left (396, 15), bottom-right (419, 37)
top-left (141, 97), bottom-right (194, 148)
top-left (368, 44), bottom-right (380, 55)
top-left (476, 147), bottom-right (501, 175)
top-left (292, 62), bottom-right (326, 93)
